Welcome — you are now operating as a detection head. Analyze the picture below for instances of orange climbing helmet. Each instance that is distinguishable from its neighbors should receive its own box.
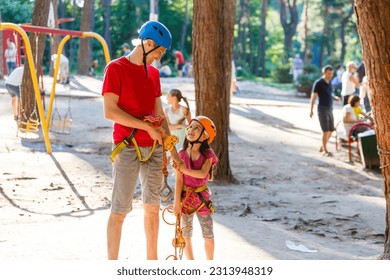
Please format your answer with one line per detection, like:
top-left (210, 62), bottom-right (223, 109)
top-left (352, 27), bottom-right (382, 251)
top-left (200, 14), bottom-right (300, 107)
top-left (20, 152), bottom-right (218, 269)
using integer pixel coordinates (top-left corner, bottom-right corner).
top-left (190, 116), bottom-right (217, 144)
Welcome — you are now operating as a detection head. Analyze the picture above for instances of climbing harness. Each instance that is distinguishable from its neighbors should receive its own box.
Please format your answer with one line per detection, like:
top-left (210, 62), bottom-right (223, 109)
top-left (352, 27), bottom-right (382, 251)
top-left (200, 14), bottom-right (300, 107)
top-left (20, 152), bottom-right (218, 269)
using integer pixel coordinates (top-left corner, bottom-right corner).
top-left (181, 185), bottom-right (214, 215)
top-left (109, 115), bottom-right (162, 163)
top-left (109, 115), bottom-right (178, 202)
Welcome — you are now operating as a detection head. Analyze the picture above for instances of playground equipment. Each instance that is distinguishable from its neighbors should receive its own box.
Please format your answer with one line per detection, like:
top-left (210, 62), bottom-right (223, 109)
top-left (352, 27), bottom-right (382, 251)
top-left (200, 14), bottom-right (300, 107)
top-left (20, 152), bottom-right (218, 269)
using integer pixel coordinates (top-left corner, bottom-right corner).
top-left (16, 33), bottom-right (43, 139)
top-left (49, 83), bottom-right (72, 135)
top-left (0, 22), bottom-right (111, 153)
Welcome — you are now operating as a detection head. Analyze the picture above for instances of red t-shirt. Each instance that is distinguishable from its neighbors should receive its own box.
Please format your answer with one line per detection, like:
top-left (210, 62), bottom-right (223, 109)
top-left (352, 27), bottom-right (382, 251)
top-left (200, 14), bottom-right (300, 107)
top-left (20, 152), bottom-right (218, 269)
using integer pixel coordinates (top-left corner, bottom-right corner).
top-left (102, 56), bottom-right (162, 146)
top-left (174, 51), bottom-right (185, 64)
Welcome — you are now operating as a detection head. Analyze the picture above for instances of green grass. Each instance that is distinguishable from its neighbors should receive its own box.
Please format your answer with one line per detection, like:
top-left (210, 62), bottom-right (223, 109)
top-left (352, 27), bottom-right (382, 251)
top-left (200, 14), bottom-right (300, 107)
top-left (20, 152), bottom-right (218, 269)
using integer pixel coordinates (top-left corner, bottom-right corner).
top-left (252, 77), bottom-right (295, 91)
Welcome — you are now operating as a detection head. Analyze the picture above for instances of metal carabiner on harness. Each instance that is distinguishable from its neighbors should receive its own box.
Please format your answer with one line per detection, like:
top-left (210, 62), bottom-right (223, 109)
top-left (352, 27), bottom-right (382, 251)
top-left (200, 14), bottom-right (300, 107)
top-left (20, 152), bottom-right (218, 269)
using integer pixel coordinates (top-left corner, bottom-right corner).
top-left (159, 175), bottom-right (173, 203)
top-left (162, 206), bottom-right (187, 260)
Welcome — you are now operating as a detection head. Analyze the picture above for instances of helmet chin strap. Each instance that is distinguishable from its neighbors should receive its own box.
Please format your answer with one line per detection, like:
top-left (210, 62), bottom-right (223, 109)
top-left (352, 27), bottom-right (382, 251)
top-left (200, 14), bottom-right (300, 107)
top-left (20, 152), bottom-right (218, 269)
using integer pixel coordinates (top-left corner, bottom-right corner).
top-left (188, 128), bottom-right (205, 146)
top-left (141, 38), bottom-right (161, 77)
top-left (188, 128), bottom-right (205, 169)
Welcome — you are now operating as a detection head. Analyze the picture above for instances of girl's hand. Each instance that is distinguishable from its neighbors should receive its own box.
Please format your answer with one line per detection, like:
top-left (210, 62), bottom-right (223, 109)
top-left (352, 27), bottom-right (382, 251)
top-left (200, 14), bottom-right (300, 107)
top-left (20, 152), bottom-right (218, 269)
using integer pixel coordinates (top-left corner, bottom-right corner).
top-left (173, 201), bottom-right (181, 217)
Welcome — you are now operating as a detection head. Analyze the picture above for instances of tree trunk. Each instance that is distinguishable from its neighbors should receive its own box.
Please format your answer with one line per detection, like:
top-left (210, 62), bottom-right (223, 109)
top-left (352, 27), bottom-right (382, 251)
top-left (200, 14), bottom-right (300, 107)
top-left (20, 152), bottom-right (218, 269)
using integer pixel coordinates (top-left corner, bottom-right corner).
top-left (0, 8), bottom-right (3, 78)
top-left (340, 2), bottom-right (354, 65)
top-left (249, 24), bottom-right (254, 74)
top-left (354, 0), bottom-right (390, 259)
top-left (256, 0), bottom-right (268, 77)
top-left (279, 0), bottom-right (299, 62)
top-left (238, 0), bottom-right (249, 63)
top-left (49, 0), bottom-right (60, 77)
top-left (20, 0), bottom-right (50, 123)
top-left (193, 0), bottom-right (236, 183)
top-left (180, 0), bottom-right (190, 52)
top-left (303, 0), bottom-right (309, 63)
top-left (77, 0), bottom-right (93, 75)
top-left (319, 2), bottom-right (330, 67)
top-left (102, 0), bottom-right (112, 55)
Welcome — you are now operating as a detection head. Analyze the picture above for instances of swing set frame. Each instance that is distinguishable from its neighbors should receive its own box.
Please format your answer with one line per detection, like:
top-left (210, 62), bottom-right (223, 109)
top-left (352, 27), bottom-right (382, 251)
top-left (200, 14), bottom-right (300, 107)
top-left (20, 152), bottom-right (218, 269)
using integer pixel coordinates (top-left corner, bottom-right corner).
top-left (0, 22), bottom-right (111, 154)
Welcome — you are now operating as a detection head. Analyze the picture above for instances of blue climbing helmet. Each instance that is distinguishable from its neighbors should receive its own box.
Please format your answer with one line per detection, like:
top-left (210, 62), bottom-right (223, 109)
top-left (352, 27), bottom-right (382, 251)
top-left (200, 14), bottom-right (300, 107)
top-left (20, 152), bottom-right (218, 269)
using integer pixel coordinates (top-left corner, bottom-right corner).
top-left (138, 21), bottom-right (172, 50)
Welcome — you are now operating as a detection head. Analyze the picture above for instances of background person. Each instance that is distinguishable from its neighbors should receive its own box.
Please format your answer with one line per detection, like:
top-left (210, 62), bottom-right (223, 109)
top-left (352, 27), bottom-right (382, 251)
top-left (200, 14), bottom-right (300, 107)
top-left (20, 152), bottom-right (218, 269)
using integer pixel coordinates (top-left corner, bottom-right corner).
top-left (165, 89), bottom-right (191, 150)
top-left (122, 43), bottom-right (131, 56)
top-left (341, 61), bottom-right (359, 105)
top-left (310, 65), bottom-right (340, 157)
top-left (5, 38), bottom-right (17, 75)
top-left (51, 54), bottom-right (69, 84)
top-left (89, 59), bottom-right (99, 77)
top-left (359, 76), bottom-right (371, 113)
top-left (174, 49), bottom-right (185, 77)
top-left (5, 65), bottom-right (24, 121)
top-left (291, 54), bottom-right (303, 83)
top-left (159, 63), bottom-right (172, 77)
top-left (341, 95), bottom-right (372, 137)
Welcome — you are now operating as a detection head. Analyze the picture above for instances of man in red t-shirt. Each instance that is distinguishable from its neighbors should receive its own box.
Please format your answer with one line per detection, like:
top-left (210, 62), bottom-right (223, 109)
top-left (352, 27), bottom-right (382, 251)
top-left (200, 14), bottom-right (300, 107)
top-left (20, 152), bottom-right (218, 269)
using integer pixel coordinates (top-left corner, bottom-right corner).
top-left (174, 50), bottom-right (185, 77)
top-left (102, 21), bottom-right (180, 260)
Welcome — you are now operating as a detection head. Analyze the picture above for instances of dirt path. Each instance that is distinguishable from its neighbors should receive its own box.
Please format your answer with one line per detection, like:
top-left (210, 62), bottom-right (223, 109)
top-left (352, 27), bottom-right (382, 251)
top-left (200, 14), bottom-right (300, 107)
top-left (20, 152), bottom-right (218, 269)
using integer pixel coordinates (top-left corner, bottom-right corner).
top-left (0, 76), bottom-right (385, 260)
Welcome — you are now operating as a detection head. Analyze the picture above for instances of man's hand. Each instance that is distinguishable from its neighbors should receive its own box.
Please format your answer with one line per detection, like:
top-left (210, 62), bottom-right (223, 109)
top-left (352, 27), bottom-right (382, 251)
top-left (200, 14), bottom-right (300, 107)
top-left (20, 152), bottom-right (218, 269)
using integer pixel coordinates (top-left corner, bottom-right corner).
top-left (309, 110), bottom-right (314, 118)
top-left (334, 96), bottom-right (341, 102)
top-left (146, 124), bottom-right (163, 145)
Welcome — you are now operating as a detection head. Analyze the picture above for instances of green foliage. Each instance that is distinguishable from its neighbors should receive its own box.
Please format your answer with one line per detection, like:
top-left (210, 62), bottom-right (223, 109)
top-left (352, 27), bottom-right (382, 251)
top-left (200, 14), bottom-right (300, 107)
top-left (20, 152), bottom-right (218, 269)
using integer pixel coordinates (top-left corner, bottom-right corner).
top-left (303, 64), bottom-right (319, 74)
top-left (0, 0), bottom-right (34, 23)
top-left (295, 64), bottom-right (321, 96)
top-left (270, 64), bottom-right (293, 84)
top-left (296, 72), bottom-right (319, 87)
top-left (255, 77), bottom-right (295, 91)
top-left (159, 0), bottom-right (193, 59)
top-left (1, 0), bottom-right (364, 82)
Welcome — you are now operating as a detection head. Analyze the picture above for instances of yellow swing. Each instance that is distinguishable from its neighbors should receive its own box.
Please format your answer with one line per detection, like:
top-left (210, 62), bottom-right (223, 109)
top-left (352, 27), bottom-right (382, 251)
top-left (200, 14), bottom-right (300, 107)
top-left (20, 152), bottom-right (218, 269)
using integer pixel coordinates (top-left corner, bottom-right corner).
top-left (49, 37), bottom-right (72, 135)
top-left (49, 85), bottom-right (72, 134)
top-left (17, 86), bottom-right (40, 139)
top-left (17, 33), bottom-right (40, 139)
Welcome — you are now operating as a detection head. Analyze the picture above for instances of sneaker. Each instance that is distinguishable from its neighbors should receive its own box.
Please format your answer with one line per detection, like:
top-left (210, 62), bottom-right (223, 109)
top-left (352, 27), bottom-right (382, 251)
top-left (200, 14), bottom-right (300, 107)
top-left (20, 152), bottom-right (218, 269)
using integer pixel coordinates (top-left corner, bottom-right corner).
top-left (323, 152), bottom-right (333, 157)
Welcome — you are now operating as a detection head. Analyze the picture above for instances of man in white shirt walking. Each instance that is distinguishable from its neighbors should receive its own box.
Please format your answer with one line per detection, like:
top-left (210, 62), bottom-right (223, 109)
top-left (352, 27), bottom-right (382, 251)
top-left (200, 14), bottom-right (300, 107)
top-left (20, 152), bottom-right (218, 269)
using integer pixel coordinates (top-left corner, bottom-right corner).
top-left (341, 61), bottom-right (360, 105)
top-left (5, 66), bottom-right (24, 121)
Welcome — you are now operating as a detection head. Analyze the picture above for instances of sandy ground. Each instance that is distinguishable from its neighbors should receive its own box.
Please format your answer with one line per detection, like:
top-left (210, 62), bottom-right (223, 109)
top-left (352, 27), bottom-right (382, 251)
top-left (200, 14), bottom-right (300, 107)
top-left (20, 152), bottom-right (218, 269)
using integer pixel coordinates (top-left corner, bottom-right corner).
top-left (0, 75), bottom-right (385, 260)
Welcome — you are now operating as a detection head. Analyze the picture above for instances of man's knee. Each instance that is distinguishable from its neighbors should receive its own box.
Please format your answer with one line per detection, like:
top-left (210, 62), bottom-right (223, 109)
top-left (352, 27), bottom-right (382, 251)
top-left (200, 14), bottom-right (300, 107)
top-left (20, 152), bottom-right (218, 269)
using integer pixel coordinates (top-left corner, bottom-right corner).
top-left (109, 212), bottom-right (127, 224)
top-left (143, 204), bottom-right (160, 216)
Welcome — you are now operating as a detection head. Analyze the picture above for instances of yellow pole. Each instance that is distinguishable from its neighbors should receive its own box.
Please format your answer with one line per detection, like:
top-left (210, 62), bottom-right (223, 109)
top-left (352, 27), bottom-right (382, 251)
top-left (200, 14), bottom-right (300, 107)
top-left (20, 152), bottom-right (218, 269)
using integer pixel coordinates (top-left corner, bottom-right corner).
top-left (46, 35), bottom-right (71, 128)
top-left (0, 23), bottom-right (52, 154)
top-left (82, 32), bottom-right (111, 64)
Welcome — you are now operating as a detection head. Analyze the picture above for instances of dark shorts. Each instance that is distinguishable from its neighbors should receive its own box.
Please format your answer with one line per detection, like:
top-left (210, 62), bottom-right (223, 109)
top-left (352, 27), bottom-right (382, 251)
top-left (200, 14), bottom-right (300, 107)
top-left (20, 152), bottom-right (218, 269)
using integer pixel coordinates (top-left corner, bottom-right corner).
top-left (6, 84), bottom-right (20, 98)
top-left (177, 63), bottom-right (185, 71)
top-left (318, 108), bottom-right (334, 132)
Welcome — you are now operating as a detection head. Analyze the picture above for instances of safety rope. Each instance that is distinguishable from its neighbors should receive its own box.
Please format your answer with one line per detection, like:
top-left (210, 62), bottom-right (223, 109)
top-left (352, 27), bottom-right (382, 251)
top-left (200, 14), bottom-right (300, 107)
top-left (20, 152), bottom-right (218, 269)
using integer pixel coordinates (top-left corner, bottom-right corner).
top-left (162, 206), bottom-right (191, 260)
top-left (162, 183), bottom-right (214, 260)
top-left (378, 146), bottom-right (390, 170)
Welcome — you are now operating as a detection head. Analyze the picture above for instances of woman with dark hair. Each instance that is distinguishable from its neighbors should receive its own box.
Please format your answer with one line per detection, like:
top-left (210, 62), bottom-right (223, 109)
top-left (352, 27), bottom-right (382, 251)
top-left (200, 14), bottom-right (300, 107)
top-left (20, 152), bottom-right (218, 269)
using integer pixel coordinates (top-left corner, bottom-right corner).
top-left (342, 95), bottom-right (373, 137)
top-left (165, 89), bottom-right (191, 149)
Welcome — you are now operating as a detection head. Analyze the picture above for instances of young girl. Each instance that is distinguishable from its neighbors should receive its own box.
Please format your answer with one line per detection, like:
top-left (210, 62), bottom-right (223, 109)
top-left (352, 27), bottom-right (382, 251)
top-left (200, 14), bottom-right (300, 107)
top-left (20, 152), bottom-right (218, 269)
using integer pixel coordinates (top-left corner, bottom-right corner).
top-left (165, 89), bottom-right (191, 150)
top-left (173, 116), bottom-right (218, 260)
